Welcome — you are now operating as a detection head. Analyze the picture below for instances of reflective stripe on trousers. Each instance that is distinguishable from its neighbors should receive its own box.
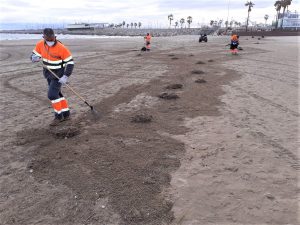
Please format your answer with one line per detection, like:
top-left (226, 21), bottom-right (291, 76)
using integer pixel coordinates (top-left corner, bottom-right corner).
top-left (47, 78), bottom-right (69, 117)
top-left (51, 97), bottom-right (69, 114)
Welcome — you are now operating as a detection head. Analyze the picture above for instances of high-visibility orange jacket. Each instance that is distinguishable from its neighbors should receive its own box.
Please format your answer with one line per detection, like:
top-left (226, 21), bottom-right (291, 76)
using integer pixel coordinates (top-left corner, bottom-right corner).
top-left (32, 40), bottom-right (74, 79)
top-left (231, 35), bottom-right (238, 41)
top-left (144, 34), bottom-right (151, 42)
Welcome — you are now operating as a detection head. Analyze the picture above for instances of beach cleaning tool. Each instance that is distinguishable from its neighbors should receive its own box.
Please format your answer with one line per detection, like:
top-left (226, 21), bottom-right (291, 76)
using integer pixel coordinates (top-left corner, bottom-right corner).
top-left (40, 62), bottom-right (100, 118)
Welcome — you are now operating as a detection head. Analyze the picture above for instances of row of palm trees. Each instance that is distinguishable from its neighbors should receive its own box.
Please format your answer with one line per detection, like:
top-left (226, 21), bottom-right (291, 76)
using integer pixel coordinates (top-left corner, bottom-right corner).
top-left (113, 1), bottom-right (292, 30)
top-left (245, 0), bottom-right (292, 31)
top-left (210, 16), bottom-right (271, 29)
top-left (109, 21), bottom-right (142, 29)
top-left (245, 0), bottom-right (293, 31)
top-left (211, 20), bottom-right (242, 28)
top-left (168, 14), bottom-right (193, 28)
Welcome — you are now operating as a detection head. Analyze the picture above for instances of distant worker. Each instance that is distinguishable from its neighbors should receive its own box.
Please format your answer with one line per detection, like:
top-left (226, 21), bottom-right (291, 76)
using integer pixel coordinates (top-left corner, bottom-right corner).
top-left (30, 28), bottom-right (74, 126)
top-left (144, 33), bottom-right (152, 51)
top-left (230, 34), bottom-right (239, 55)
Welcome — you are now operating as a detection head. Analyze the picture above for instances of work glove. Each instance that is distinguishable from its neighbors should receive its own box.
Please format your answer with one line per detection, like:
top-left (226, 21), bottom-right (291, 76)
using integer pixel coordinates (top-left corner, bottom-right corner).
top-left (58, 75), bottom-right (68, 84)
top-left (31, 54), bottom-right (41, 63)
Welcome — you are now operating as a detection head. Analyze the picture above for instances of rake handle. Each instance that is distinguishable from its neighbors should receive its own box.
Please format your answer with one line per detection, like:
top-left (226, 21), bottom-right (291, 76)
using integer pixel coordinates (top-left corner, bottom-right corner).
top-left (40, 62), bottom-right (91, 107)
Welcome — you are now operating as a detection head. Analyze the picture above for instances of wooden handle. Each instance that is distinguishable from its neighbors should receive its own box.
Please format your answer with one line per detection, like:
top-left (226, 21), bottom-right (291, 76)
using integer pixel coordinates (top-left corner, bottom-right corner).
top-left (40, 62), bottom-right (88, 103)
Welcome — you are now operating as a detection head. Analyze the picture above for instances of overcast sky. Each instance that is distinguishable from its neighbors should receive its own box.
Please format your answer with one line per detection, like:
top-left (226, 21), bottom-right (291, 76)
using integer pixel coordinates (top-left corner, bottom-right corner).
top-left (1, 0), bottom-right (299, 27)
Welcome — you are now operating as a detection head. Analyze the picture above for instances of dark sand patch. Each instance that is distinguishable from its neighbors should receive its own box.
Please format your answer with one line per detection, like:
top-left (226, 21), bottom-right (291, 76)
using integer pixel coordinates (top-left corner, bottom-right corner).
top-left (191, 70), bottom-right (205, 75)
top-left (131, 114), bottom-right (153, 123)
top-left (195, 78), bottom-right (207, 83)
top-left (158, 92), bottom-right (179, 100)
top-left (49, 125), bottom-right (81, 139)
top-left (165, 84), bottom-right (183, 90)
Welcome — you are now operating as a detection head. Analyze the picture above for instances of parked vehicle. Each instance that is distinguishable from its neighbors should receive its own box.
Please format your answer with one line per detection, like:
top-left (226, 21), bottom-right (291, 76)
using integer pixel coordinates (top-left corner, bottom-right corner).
top-left (199, 34), bottom-right (208, 42)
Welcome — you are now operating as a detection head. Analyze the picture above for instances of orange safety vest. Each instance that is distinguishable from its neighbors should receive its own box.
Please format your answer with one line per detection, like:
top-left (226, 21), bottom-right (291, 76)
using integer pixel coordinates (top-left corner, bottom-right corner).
top-left (32, 40), bottom-right (74, 70)
top-left (145, 35), bottom-right (151, 42)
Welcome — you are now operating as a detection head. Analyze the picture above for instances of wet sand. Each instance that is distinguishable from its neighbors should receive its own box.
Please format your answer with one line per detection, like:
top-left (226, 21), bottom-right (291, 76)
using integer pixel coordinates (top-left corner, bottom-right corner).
top-left (0, 35), bottom-right (298, 225)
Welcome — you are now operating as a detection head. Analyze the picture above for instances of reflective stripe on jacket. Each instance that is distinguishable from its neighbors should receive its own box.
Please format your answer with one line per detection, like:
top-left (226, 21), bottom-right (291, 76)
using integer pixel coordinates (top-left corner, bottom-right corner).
top-left (32, 40), bottom-right (74, 78)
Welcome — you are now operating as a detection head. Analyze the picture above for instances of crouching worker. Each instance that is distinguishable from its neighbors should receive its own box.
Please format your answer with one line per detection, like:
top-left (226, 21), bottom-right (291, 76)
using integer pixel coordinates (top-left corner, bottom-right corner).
top-left (144, 33), bottom-right (152, 51)
top-left (230, 34), bottom-right (239, 55)
top-left (30, 28), bottom-right (74, 126)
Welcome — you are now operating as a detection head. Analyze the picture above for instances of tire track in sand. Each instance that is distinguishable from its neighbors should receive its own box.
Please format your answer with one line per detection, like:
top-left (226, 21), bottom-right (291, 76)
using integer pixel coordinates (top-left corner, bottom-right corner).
top-left (231, 85), bottom-right (299, 117)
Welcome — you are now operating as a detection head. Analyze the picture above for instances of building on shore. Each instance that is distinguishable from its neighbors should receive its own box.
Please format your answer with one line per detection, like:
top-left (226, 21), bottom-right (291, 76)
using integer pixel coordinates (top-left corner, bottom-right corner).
top-left (66, 23), bottom-right (109, 30)
top-left (278, 11), bottom-right (300, 29)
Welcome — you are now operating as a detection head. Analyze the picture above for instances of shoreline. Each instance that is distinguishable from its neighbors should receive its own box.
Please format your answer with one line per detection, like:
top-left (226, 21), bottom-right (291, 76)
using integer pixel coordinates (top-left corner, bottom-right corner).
top-left (0, 28), bottom-right (299, 37)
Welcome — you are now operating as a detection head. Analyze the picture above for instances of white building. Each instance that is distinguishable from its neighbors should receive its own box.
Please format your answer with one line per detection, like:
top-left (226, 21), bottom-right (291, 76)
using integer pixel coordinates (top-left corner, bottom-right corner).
top-left (278, 11), bottom-right (300, 29)
top-left (66, 23), bottom-right (109, 30)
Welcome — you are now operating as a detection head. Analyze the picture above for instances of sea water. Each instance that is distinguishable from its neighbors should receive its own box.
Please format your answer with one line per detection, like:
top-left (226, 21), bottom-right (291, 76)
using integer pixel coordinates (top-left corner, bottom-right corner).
top-left (0, 33), bottom-right (135, 41)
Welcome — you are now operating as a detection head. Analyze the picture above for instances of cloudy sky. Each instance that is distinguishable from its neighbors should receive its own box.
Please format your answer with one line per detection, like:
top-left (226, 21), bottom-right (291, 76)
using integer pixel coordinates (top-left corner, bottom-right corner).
top-left (0, 0), bottom-right (299, 27)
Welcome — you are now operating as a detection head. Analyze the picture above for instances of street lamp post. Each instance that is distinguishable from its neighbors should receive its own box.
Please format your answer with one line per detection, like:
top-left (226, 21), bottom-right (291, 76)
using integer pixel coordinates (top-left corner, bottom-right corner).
top-left (226, 0), bottom-right (231, 31)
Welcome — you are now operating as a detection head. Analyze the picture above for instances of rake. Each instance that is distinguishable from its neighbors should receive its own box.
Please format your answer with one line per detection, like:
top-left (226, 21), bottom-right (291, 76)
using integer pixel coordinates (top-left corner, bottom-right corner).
top-left (40, 61), bottom-right (99, 117)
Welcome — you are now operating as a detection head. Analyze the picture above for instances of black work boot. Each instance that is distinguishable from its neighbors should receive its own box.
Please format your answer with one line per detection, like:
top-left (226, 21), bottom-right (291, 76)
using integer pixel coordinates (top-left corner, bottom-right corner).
top-left (49, 114), bottom-right (63, 126)
top-left (62, 110), bottom-right (71, 121)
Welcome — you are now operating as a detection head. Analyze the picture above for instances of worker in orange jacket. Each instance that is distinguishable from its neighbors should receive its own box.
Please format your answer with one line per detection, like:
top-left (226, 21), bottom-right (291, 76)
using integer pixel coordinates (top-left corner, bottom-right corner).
top-left (144, 33), bottom-right (152, 51)
top-left (30, 28), bottom-right (74, 126)
top-left (230, 34), bottom-right (239, 55)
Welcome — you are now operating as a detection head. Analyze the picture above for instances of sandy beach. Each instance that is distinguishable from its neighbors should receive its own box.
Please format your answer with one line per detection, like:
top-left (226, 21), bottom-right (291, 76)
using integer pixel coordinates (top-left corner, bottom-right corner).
top-left (0, 35), bottom-right (299, 225)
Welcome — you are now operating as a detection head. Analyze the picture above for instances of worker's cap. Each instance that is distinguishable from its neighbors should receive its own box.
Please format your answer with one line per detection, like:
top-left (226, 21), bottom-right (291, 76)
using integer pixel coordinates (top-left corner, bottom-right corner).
top-left (43, 28), bottom-right (55, 38)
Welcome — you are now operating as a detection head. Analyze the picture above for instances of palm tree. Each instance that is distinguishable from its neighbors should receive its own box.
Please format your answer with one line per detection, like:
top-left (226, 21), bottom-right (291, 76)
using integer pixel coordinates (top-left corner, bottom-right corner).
top-left (280, 0), bottom-right (292, 29)
top-left (286, 0), bottom-right (292, 11)
top-left (130, 22), bottom-right (133, 29)
top-left (218, 19), bottom-right (223, 27)
top-left (180, 18), bottom-right (185, 28)
top-left (274, 1), bottom-right (282, 28)
top-left (122, 21), bottom-right (125, 28)
top-left (174, 21), bottom-right (178, 29)
top-left (264, 14), bottom-right (269, 26)
top-left (245, 1), bottom-right (255, 32)
top-left (134, 22), bottom-right (137, 29)
top-left (187, 16), bottom-right (192, 28)
top-left (168, 14), bottom-right (174, 28)
top-left (138, 22), bottom-right (142, 28)
top-left (225, 20), bottom-right (229, 28)
top-left (126, 24), bottom-right (129, 28)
